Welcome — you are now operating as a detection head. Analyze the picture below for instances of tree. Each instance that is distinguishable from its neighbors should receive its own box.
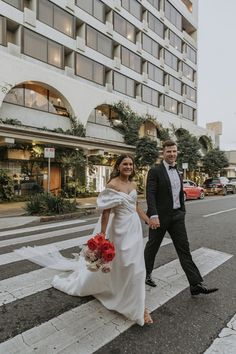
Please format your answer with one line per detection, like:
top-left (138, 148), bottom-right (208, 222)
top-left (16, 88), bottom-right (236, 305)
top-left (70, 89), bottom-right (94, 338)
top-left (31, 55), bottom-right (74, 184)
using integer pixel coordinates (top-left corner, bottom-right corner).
top-left (0, 169), bottom-right (14, 201)
top-left (134, 137), bottom-right (159, 169)
top-left (202, 148), bottom-right (229, 176)
top-left (176, 131), bottom-right (201, 172)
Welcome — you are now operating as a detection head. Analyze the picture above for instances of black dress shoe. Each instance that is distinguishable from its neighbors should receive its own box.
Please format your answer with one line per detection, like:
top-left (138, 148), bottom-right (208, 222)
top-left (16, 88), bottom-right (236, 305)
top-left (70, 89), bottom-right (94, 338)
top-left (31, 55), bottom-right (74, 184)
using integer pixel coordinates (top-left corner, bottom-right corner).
top-left (190, 283), bottom-right (218, 295)
top-left (145, 275), bottom-right (157, 287)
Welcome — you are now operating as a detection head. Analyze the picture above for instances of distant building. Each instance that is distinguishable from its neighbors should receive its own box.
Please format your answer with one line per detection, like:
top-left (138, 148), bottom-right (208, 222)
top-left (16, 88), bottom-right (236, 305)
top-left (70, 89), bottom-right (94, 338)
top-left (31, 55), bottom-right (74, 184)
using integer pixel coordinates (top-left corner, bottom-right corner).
top-left (0, 0), bottom-right (215, 192)
top-left (224, 151), bottom-right (236, 177)
top-left (206, 121), bottom-right (222, 148)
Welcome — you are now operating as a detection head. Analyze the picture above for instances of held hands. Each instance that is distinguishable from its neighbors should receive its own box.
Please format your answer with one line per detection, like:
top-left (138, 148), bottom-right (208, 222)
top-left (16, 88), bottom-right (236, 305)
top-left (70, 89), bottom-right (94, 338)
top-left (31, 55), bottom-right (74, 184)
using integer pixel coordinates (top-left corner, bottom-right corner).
top-left (148, 217), bottom-right (160, 230)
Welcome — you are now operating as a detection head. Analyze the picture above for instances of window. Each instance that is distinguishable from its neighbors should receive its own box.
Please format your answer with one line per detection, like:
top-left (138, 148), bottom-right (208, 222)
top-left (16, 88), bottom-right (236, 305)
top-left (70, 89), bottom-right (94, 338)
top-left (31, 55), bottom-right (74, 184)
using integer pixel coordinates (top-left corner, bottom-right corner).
top-left (169, 30), bottom-right (182, 52)
top-left (165, 50), bottom-right (178, 71)
top-left (164, 96), bottom-right (178, 114)
top-left (142, 33), bottom-right (159, 58)
top-left (185, 44), bottom-right (197, 64)
top-left (114, 72), bottom-right (135, 97)
top-left (142, 85), bottom-right (159, 107)
top-left (148, 63), bottom-right (164, 85)
top-left (23, 29), bottom-right (64, 68)
top-left (184, 85), bottom-right (196, 102)
top-left (182, 104), bottom-right (194, 120)
top-left (4, 85), bottom-right (24, 105)
top-left (87, 26), bottom-right (113, 58)
top-left (38, 0), bottom-right (74, 38)
top-left (169, 75), bottom-right (182, 94)
top-left (165, 1), bottom-right (182, 31)
top-left (147, 0), bottom-right (160, 11)
top-left (121, 0), bottom-right (142, 21)
top-left (0, 16), bottom-right (6, 46)
top-left (76, 54), bottom-right (104, 85)
top-left (182, 62), bottom-right (194, 81)
top-left (4, 83), bottom-right (69, 116)
top-left (114, 13), bottom-right (136, 43)
top-left (148, 13), bottom-right (164, 38)
top-left (76, 0), bottom-right (105, 23)
top-left (121, 47), bottom-right (142, 73)
top-left (2, 0), bottom-right (23, 10)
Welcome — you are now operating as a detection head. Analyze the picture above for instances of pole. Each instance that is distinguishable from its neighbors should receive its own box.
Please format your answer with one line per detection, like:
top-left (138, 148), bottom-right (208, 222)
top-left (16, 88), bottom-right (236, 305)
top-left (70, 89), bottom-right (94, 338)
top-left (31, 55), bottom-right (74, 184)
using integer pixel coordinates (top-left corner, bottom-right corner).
top-left (48, 157), bottom-right (51, 193)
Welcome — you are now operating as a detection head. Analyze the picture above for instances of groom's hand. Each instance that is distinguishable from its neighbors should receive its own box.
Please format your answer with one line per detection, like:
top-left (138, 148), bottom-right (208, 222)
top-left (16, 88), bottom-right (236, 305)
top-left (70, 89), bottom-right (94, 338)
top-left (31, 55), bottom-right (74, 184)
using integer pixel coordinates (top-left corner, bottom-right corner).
top-left (149, 217), bottom-right (160, 229)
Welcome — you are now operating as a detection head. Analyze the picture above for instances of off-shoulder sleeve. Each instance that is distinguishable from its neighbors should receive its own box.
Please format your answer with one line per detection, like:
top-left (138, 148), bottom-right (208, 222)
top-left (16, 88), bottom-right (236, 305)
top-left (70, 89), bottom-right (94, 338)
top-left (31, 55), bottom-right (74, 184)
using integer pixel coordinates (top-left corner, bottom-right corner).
top-left (97, 188), bottom-right (123, 210)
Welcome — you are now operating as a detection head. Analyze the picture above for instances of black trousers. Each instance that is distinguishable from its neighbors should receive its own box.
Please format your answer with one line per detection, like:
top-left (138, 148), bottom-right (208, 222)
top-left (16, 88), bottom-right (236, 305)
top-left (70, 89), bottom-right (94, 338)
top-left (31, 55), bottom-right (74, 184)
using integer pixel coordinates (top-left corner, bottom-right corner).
top-left (144, 209), bottom-right (203, 286)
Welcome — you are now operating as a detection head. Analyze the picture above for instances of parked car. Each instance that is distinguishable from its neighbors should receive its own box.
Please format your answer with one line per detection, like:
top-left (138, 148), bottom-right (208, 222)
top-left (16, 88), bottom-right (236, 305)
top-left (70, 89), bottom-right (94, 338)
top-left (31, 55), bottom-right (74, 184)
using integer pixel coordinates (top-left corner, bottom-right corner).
top-left (183, 179), bottom-right (205, 201)
top-left (228, 177), bottom-right (236, 186)
top-left (202, 177), bottom-right (236, 196)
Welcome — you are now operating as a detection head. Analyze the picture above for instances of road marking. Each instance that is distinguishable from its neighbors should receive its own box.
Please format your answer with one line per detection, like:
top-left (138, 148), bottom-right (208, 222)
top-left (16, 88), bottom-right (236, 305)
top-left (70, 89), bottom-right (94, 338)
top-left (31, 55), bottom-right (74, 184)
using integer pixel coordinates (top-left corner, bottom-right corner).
top-left (0, 218), bottom-right (97, 238)
top-left (0, 237), bottom-right (172, 305)
top-left (0, 224), bottom-right (97, 248)
top-left (204, 313), bottom-right (236, 354)
top-left (203, 207), bottom-right (236, 217)
top-left (0, 248), bottom-right (232, 354)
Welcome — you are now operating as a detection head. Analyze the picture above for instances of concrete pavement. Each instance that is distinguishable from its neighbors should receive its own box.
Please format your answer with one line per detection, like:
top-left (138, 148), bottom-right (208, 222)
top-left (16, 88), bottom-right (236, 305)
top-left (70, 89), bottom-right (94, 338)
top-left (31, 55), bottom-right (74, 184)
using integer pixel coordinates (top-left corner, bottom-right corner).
top-left (0, 197), bottom-right (98, 230)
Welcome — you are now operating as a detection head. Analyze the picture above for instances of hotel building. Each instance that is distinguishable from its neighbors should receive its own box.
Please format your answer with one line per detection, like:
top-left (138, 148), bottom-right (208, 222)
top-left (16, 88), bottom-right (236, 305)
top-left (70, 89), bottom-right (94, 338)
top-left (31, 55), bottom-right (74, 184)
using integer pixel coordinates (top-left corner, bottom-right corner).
top-left (0, 0), bottom-right (214, 192)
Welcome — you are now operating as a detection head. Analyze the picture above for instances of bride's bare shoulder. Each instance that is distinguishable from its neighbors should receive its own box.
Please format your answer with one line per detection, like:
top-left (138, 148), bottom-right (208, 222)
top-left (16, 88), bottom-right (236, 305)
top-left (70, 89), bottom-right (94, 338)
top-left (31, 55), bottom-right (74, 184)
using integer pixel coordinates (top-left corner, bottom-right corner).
top-left (106, 180), bottom-right (120, 192)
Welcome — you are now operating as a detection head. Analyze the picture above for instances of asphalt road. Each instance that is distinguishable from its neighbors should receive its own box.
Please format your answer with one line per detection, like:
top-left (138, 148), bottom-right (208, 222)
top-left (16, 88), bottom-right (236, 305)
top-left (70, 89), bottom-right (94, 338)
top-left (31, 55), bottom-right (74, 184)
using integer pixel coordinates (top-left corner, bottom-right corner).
top-left (0, 194), bottom-right (235, 354)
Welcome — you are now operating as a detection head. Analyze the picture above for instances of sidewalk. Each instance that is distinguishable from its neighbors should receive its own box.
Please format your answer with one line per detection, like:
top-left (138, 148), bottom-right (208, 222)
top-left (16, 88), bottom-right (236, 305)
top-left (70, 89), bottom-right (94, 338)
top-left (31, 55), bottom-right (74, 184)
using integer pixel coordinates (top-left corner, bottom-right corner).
top-left (0, 197), bottom-right (98, 230)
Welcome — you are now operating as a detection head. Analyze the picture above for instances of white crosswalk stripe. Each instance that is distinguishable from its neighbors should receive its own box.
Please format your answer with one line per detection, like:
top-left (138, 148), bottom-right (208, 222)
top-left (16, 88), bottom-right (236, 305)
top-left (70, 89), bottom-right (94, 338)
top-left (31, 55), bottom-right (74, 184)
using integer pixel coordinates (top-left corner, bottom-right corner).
top-left (0, 237), bottom-right (172, 306)
top-left (0, 218), bottom-right (97, 239)
top-left (0, 224), bottom-right (97, 248)
top-left (0, 247), bottom-right (232, 354)
top-left (0, 221), bottom-right (233, 354)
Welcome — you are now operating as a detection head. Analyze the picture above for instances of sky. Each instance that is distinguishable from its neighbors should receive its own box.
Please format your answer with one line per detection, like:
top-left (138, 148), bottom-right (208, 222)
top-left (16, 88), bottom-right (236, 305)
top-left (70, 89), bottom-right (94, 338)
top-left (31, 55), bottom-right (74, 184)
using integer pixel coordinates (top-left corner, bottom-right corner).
top-left (198, 0), bottom-right (236, 151)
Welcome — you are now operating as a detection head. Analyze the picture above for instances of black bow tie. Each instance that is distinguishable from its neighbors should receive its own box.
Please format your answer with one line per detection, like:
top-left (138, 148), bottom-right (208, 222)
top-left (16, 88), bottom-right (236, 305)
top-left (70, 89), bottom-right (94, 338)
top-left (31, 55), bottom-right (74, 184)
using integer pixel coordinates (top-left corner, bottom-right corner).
top-left (169, 165), bottom-right (177, 170)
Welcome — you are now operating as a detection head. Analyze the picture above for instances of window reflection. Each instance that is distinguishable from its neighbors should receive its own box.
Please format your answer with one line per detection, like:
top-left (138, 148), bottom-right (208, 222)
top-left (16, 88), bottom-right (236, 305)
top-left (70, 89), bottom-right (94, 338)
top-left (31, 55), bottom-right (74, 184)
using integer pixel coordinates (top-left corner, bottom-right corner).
top-left (4, 84), bottom-right (69, 117)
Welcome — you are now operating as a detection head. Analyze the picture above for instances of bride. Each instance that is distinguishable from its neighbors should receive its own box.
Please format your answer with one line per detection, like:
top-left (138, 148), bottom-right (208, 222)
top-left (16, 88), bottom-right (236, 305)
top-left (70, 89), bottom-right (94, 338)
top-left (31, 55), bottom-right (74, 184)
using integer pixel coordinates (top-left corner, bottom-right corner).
top-left (16, 154), bottom-right (153, 325)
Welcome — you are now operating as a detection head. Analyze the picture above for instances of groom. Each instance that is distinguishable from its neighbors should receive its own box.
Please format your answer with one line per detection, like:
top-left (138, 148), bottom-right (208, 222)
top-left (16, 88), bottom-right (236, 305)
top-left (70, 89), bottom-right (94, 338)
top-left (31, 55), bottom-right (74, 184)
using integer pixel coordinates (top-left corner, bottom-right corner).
top-left (144, 140), bottom-right (218, 296)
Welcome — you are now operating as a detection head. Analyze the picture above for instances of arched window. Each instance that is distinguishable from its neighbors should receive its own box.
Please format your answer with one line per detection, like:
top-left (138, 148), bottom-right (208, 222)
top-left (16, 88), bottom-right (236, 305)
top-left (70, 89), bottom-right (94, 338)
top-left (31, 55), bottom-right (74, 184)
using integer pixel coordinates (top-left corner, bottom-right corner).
top-left (4, 83), bottom-right (69, 117)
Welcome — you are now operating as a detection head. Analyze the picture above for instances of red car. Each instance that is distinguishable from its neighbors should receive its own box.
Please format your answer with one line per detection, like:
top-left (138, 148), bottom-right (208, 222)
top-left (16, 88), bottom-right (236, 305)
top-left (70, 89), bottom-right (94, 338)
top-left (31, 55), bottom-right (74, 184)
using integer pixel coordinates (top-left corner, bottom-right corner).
top-left (183, 179), bottom-right (205, 201)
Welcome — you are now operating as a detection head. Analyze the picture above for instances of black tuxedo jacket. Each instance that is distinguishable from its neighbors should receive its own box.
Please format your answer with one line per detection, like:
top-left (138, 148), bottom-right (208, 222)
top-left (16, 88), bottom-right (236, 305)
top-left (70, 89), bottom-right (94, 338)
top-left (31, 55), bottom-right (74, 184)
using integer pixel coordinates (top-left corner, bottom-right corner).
top-left (146, 162), bottom-right (185, 220)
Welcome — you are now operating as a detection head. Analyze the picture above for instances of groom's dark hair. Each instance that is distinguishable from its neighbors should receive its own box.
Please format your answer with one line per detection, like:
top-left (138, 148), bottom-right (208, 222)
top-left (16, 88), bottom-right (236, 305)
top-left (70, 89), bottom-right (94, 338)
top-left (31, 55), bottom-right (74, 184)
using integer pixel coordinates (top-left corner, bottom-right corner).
top-left (162, 140), bottom-right (177, 149)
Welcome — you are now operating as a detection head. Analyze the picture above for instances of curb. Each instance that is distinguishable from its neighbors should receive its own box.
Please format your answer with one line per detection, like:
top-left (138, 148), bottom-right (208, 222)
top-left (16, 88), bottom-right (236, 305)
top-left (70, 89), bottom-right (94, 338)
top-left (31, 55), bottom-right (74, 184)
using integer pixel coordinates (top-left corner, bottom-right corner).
top-left (40, 206), bottom-right (98, 222)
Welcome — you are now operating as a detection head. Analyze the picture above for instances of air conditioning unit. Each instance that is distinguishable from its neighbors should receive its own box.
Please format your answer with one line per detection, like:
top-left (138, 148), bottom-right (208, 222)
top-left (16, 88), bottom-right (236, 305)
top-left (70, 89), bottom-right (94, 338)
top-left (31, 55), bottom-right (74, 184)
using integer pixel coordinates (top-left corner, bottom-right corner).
top-left (106, 83), bottom-right (113, 92)
top-left (113, 0), bottom-right (121, 11)
top-left (114, 57), bottom-right (121, 70)
top-left (136, 41), bottom-right (142, 54)
top-left (76, 36), bottom-right (85, 52)
top-left (106, 21), bottom-right (113, 36)
top-left (159, 58), bottom-right (165, 68)
top-left (142, 72), bottom-right (148, 83)
top-left (142, 19), bottom-right (148, 32)
top-left (66, 0), bottom-right (75, 12)
top-left (24, 8), bottom-right (36, 27)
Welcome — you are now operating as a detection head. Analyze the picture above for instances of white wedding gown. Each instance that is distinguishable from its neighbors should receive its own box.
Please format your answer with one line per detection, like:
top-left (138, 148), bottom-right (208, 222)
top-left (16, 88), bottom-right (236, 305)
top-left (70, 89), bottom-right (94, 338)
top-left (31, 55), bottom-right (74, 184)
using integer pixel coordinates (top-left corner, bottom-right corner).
top-left (15, 188), bottom-right (146, 326)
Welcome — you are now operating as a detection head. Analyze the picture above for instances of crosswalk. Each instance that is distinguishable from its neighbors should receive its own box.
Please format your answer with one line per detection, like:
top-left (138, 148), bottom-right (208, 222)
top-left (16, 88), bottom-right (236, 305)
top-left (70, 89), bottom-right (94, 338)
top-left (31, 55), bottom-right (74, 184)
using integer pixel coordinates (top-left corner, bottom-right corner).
top-left (0, 217), bottom-right (234, 354)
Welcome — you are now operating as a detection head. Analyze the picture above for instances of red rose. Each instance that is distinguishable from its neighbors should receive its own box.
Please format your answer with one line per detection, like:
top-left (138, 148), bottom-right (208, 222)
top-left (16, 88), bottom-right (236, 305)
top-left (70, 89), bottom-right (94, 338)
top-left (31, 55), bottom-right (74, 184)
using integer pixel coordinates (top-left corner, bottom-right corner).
top-left (87, 237), bottom-right (99, 251)
top-left (102, 248), bottom-right (115, 262)
top-left (100, 240), bottom-right (112, 253)
top-left (94, 234), bottom-right (106, 245)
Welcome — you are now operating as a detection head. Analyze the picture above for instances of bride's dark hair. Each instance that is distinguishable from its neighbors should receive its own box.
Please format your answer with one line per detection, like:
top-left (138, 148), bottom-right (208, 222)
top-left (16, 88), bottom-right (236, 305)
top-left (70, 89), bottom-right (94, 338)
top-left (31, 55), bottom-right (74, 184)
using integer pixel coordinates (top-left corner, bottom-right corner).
top-left (108, 154), bottom-right (135, 182)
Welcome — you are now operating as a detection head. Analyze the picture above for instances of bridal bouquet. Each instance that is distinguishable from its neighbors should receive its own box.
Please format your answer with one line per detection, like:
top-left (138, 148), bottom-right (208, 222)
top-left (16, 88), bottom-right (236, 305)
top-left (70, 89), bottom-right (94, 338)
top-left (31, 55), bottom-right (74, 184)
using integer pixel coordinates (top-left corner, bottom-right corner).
top-left (82, 233), bottom-right (115, 273)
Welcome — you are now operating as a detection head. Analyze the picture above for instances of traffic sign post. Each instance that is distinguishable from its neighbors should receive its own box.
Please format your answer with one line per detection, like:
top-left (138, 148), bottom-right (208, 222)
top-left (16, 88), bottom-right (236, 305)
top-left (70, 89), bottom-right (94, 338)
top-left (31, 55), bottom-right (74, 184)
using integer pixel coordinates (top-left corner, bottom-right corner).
top-left (182, 162), bottom-right (188, 180)
top-left (44, 148), bottom-right (55, 193)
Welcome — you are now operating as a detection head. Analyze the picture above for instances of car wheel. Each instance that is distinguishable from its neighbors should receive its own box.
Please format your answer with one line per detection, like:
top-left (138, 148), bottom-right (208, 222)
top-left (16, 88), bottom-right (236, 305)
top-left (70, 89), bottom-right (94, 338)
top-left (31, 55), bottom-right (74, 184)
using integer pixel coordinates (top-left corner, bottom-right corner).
top-left (222, 187), bottom-right (227, 196)
top-left (199, 191), bottom-right (205, 199)
top-left (184, 192), bottom-right (187, 202)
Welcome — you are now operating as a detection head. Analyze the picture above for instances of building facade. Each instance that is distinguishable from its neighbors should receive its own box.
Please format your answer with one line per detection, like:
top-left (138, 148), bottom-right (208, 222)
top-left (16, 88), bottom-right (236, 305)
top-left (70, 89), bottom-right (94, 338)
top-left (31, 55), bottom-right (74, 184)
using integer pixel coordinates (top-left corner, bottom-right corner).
top-left (0, 0), bottom-right (214, 193)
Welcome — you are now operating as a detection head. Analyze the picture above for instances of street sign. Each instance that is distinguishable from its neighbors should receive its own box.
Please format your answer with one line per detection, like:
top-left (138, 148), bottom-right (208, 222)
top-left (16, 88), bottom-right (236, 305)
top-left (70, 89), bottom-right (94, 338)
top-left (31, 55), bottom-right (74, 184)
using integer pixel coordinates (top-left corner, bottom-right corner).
top-left (44, 147), bottom-right (55, 158)
top-left (182, 162), bottom-right (188, 170)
